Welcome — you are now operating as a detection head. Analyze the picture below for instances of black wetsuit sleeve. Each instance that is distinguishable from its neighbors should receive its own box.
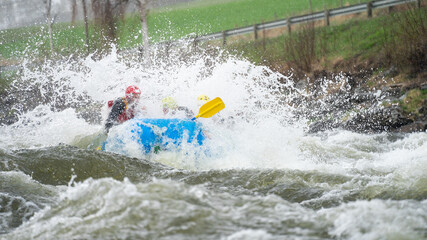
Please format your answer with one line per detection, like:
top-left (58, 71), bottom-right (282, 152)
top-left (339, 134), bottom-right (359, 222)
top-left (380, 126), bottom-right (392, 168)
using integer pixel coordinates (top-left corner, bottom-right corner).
top-left (105, 99), bottom-right (126, 132)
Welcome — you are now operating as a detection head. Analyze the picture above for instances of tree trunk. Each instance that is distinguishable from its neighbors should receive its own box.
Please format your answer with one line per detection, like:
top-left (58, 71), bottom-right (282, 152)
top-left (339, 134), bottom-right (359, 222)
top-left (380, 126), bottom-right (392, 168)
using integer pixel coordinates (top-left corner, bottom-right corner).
top-left (71, 0), bottom-right (78, 25)
top-left (82, 0), bottom-right (90, 54)
top-left (43, 0), bottom-right (54, 54)
top-left (135, 0), bottom-right (150, 58)
top-left (91, 0), bottom-right (116, 44)
top-left (118, 0), bottom-right (129, 21)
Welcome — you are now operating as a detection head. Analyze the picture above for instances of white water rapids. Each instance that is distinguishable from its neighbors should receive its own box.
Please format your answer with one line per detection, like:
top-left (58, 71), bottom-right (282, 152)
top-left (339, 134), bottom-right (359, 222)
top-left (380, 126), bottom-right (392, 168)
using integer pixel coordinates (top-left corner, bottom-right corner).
top-left (0, 46), bottom-right (426, 239)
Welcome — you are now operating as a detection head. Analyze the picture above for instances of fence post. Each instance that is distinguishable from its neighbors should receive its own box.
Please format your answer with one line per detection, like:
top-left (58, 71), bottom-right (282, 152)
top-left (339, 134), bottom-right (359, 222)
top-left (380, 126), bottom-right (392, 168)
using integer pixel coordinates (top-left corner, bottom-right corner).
top-left (417, 0), bottom-right (421, 8)
top-left (193, 36), bottom-right (198, 49)
top-left (367, 1), bottom-right (373, 18)
top-left (165, 41), bottom-right (170, 59)
top-left (222, 31), bottom-right (227, 45)
top-left (287, 17), bottom-right (292, 35)
top-left (262, 20), bottom-right (266, 50)
top-left (253, 24), bottom-right (258, 40)
top-left (324, 9), bottom-right (330, 26)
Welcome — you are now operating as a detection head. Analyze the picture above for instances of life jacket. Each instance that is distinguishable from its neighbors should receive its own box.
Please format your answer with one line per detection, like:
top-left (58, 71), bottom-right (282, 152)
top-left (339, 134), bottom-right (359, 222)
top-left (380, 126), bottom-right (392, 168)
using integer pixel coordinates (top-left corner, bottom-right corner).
top-left (108, 97), bottom-right (136, 123)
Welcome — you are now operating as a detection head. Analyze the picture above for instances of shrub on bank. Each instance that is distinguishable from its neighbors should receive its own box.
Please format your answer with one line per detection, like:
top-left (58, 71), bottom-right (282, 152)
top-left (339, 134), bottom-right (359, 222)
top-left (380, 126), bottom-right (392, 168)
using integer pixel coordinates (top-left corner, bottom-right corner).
top-left (228, 5), bottom-right (427, 79)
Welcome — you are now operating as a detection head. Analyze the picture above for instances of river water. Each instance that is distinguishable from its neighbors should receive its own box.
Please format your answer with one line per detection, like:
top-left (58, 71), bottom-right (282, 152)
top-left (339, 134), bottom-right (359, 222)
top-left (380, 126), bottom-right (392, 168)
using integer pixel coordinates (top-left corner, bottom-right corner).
top-left (1, 46), bottom-right (426, 240)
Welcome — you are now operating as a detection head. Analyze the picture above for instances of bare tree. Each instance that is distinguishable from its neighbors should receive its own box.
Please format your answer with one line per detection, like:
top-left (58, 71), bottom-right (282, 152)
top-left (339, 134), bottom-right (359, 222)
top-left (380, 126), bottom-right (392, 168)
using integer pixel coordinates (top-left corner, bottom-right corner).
top-left (135, 0), bottom-right (150, 57)
top-left (82, 0), bottom-right (90, 54)
top-left (71, 0), bottom-right (78, 25)
top-left (91, 0), bottom-right (116, 42)
top-left (42, 0), bottom-right (54, 54)
top-left (118, 0), bottom-right (129, 20)
top-left (90, 0), bottom-right (130, 49)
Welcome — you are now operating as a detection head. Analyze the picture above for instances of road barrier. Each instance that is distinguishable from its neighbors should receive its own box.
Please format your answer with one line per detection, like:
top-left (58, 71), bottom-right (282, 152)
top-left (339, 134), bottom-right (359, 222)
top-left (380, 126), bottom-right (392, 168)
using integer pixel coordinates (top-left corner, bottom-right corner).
top-left (1, 0), bottom-right (423, 67)
top-left (179, 0), bottom-right (421, 45)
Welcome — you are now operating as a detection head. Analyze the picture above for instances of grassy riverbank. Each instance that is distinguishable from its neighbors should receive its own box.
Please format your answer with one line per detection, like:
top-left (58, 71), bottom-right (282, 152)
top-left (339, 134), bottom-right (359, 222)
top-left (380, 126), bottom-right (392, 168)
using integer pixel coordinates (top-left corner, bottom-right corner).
top-left (0, 1), bottom-right (425, 131)
top-left (0, 0), bottom-right (370, 59)
top-left (227, 5), bottom-right (427, 81)
top-left (222, 4), bottom-right (427, 122)
top-left (1, 2), bottom-right (426, 101)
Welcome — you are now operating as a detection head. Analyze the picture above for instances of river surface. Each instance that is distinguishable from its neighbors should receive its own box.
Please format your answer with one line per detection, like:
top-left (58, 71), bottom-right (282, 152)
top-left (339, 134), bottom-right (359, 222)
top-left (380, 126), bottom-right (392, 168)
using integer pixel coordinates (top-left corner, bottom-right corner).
top-left (1, 47), bottom-right (426, 240)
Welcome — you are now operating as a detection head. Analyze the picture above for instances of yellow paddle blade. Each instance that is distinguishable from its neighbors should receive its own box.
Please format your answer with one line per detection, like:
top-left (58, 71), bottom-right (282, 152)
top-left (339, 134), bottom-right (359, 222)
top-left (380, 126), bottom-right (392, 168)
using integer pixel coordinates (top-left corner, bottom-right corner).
top-left (194, 97), bottom-right (225, 119)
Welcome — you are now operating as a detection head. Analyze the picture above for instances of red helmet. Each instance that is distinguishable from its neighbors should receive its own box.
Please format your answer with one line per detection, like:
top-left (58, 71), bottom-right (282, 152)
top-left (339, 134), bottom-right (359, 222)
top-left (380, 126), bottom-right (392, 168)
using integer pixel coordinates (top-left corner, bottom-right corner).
top-left (125, 85), bottom-right (141, 98)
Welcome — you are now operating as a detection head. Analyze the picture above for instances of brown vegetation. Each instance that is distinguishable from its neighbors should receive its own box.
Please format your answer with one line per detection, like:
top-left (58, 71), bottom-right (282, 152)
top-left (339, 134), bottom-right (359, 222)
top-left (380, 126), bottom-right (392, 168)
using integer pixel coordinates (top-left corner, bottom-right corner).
top-left (258, 5), bottom-right (425, 84)
top-left (382, 5), bottom-right (427, 76)
top-left (283, 22), bottom-right (318, 75)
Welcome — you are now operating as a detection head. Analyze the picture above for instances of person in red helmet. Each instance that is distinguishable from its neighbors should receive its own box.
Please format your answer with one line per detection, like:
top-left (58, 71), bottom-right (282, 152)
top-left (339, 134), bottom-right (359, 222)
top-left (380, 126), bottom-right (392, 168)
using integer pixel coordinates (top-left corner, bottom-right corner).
top-left (105, 85), bottom-right (144, 132)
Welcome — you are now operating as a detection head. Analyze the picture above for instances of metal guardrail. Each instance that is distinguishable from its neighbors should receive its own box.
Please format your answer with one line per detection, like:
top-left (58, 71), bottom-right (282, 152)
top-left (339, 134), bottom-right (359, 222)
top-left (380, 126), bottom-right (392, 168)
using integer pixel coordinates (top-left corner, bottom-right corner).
top-left (329, 3), bottom-right (367, 17)
top-left (190, 0), bottom-right (418, 43)
top-left (1, 0), bottom-right (422, 63)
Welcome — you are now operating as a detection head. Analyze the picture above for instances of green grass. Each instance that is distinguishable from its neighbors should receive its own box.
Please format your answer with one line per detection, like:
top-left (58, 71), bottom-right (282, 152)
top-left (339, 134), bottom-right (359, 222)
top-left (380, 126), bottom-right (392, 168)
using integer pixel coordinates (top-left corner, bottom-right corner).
top-left (145, 0), bottom-right (370, 42)
top-left (0, 69), bottom-right (18, 92)
top-left (0, 0), bottom-right (371, 58)
top-left (400, 89), bottom-right (427, 114)
top-left (227, 8), bottom-right (423, 68)
top-left (319, 16), bottom-right (389, 59)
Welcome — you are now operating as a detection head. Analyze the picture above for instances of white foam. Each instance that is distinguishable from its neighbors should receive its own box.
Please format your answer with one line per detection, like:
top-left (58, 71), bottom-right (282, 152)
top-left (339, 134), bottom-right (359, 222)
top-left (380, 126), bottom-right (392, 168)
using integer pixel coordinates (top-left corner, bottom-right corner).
top-left (1, 47), bottom-right (426, 177)
top-left (320, 199), bottom-right (427, 240)
top-left (225, 229), bottom-right (272, 240)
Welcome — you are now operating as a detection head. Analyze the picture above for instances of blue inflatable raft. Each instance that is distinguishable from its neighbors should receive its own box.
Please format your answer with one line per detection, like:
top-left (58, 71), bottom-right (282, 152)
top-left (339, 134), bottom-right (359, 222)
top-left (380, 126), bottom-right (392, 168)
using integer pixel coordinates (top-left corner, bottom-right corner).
top-left (102, 118), bottom-right (205, 154)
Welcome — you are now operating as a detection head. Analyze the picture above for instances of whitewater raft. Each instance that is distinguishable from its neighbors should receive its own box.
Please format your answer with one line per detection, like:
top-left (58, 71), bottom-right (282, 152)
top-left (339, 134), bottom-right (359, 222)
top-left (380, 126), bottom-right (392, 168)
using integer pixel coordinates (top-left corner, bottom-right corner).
top-left (102, 118), bottom-right (206, 154)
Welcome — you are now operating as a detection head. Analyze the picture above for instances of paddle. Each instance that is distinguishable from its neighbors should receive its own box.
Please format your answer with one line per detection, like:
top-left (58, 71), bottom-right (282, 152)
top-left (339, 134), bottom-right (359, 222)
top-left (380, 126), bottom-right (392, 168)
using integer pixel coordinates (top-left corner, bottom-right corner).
top-left (192, 97), bottom-right (225, 121)
top-left (87, 131), bottom-right (108, 150)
